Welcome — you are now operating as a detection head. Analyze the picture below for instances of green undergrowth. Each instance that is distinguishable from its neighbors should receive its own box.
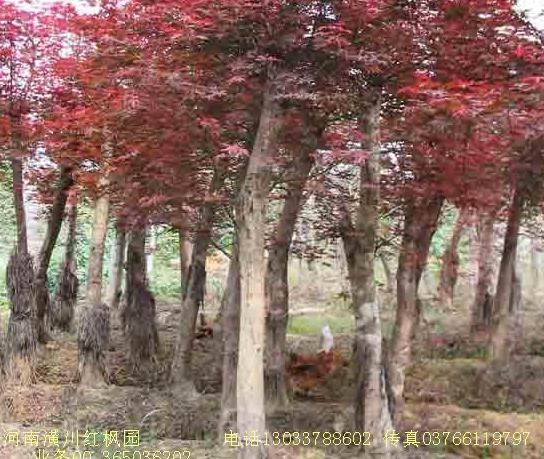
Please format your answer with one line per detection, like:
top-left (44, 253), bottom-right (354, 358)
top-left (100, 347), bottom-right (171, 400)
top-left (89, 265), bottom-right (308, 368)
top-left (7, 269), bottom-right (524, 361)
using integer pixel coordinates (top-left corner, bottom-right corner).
top-left (287, 311), bottom-right (354, 335)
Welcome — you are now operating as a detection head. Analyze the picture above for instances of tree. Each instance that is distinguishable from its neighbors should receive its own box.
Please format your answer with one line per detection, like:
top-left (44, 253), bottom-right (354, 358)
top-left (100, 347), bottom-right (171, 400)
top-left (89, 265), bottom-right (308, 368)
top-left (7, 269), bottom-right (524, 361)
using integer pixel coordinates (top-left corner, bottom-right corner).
top-left (264, 127), bottom-right (318, 408)
top-left (170, 168), bottom-right (225, 387)
top-left (387, 195), bottom-right (444, 416)
top-left (34, 166), bottom-right (74, 342)
top-left (178, 227), bottom-right (192, 288)
top-left (106, 225), bottom-right (126, 309)
top-left (488, 137), bottom-right (544, 361)
top-left (236, 75), bottom-right (280, 459)
top-left (437, 209), bottom-right (469, 309)
top-left (471, 211), bottom-right (496, 330)
top-left (77, 167), bottom-right (111, 387)
top-left (123, 225), bottom-right (159, 375)
top-left (51, 187), bottom-right (79, 331)
top-left (218, 242), bottom-right (241, 437)
top-left (1, 1), bottom-right (42, 383)
top-left (488, 189), bottom-right (523, 361)
top-left (5, 151), bottom-right (37, 383)
top-left (339, 85), bottom-right (395, 453)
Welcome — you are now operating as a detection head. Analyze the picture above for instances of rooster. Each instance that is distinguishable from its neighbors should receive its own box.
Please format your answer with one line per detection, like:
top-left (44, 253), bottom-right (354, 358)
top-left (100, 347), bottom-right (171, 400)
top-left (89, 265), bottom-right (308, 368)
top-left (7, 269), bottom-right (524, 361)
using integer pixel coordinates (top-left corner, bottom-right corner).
top-left (286, 325), bottom-right (348, 396)
top-left (194, 310), bottom-right (213, 341)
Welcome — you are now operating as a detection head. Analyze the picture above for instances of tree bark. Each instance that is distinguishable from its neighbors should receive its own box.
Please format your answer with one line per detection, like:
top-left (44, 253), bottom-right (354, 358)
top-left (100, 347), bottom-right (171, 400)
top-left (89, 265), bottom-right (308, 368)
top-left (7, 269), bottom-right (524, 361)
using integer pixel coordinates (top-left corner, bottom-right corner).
top-left (467, 225), bottom-right (480, 288)
top-left (236, 79), bottom-right (279, 459)
top-left (218, 243), bottom-right (241, 438)
top-left (5, 141), bottom-right (37, 382)
top-left (530, 239), bottom-right (540, 299)
top-left (338, 89), bottom-right (394, 455)
top-left (146, 225), bottom-right (157, 276)
top-left (264, 144), bottom-right (315, 408)
top-left (178, 226), bottom-right (192, 289)
top-left (379, 252), bottom-right (395, 293)
top-left (489, 189), bottom-right (523, 363)
top-left (34, 166), bottom-right (74, 343)
top-left (6, 251), bottom-right (38, 383)
top-left (77, 172), bottom-right (110, 387)
top-left (52, 188), bottom-right (79, 331)
top-left (437, 209), bottom-right (467, 309)
top-left (471, 212), bottom-right (496, 330)
top-left (387, 195), bottom-right (443, 419)
top-left (106, 227), bottom-right (126, 309)
top-left (123, 226), bottom-right (158, 375)
top-left (170, 169), bottom-right (224, 386)
top-left (11, 157), bottom-right (28, 254)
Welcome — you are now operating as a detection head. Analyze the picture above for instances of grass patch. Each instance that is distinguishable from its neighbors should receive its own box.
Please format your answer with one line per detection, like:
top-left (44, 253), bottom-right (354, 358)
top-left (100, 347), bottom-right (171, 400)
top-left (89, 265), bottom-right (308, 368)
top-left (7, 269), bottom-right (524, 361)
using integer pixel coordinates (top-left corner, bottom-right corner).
top-left (287, 312), bottom-right (354, 335)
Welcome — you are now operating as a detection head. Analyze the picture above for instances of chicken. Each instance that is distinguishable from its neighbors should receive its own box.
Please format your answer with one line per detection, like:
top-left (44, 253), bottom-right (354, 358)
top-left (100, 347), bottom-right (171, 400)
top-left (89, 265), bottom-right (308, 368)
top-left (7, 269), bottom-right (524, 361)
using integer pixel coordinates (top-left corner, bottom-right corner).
top-left (194, 310), bottom-right (213, 341)
top-left (286, 325), bottom-right (348, 396)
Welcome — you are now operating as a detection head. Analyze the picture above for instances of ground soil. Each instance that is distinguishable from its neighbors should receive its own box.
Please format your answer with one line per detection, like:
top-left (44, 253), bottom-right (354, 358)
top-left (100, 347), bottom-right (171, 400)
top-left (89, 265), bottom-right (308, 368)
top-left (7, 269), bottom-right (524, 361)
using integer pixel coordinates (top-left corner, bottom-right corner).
top-left (1, 299), bottom-right (543, 458)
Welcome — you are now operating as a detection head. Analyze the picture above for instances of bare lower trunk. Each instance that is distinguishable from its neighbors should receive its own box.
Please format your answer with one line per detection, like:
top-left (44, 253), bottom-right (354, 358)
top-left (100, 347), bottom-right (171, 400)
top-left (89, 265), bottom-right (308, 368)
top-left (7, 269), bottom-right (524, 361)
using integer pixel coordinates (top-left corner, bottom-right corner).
top-left (52, 263), bottom-right (79, 332)
top-left (388, 196), bottom-right (443, 419)
top-left (340, 89), bottom-right (393, 455)
top-left (5, 153), bottom-right (37, 383)
top-left (237, 80), bottom-right (279, 459)
top-left (123, 227), bottom-right (158, 375)
top-left (264, 247), bottom-right (290, 408)
top-left (265, 143), bottom-right (315, 408)
top-left (106, 228), bottom-right (126, 309)
top-left (218, 244), bottom-right (241, 437)
top-left (379, 252), bottom-right (395, 293)
top-left (170, 170), bottom-right (224, 386)
top-left (467, 225), bottom-right (480, 288)
top-left (52, 191), bottom-right (79, 331)
top-left (170, 231), bottom-right (208, 385)
top-left (471, 213), bottom-right (496, 330)
top-left (78, 173), bottom-right (110, 387)
top-left (343, 238), bottom-right (394, 452)
top-left (437, 209), bottom-right (467, 308)
top-left (35, 166), bottom-right (74, 342)
top-left (5, 251), bottom-right (37, 383)
top-left (489, 189), bottom-right (523, 363)
top-left (530, 239), bottom-right (541, 298)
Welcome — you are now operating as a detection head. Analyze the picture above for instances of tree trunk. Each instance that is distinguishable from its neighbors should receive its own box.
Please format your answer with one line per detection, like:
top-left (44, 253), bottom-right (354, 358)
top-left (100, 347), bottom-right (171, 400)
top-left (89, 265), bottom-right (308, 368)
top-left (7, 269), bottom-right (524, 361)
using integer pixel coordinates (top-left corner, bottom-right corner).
top-left (11, 157), bottom-right (28, 254)
top-left (339, 89), bottom-right (394, 455)
top-left (489, 189), bottom-right (523, 363)
top-left (5, 151), bottom-right (37, 383)
top-left (6, 251), bottom-right (38, 383)
top-left (34, 166), bottom-right (74, 343)
top-left (52, 188), bottom-right (79, 331)
top-left (218, 243), bottom-right (241, 437)
top-left (178, 227), bottom-right (192, 288)
top-left (106, 227), bottom-right (126, 309)
top-left (170, 169), bottom-right (224, 386)
top-left (437, 209), bottom-right (467, 309)
top-left (123, 226), bottom-right (158, 375)
top-left (388, 196), bottom-right (443, 419)
top-left (265, 144), bottom-right (315, 408)
top-left (236, 79), bottom-right (279, 459)
top-left (467, 225), bottom-right (480, 288)
top-left (530, 239), bottom-right (540, 299)
top-left (379, 252), bottom-right (394, 293)
top-left (471, 212), bottom-right (496, 330)
top-left (146, 225), bottom-right (157, 276)
top-left (77, 173), bottom-right (110, 387)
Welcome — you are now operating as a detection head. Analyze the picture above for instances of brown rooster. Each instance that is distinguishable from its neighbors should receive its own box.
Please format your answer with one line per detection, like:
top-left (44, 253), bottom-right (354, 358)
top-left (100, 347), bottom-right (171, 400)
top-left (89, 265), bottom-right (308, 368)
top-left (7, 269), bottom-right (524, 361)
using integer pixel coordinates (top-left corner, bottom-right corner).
top-left (286, 325), bottom-right (348, 396)
top-left (194, 311), bottom-right (213, 341)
